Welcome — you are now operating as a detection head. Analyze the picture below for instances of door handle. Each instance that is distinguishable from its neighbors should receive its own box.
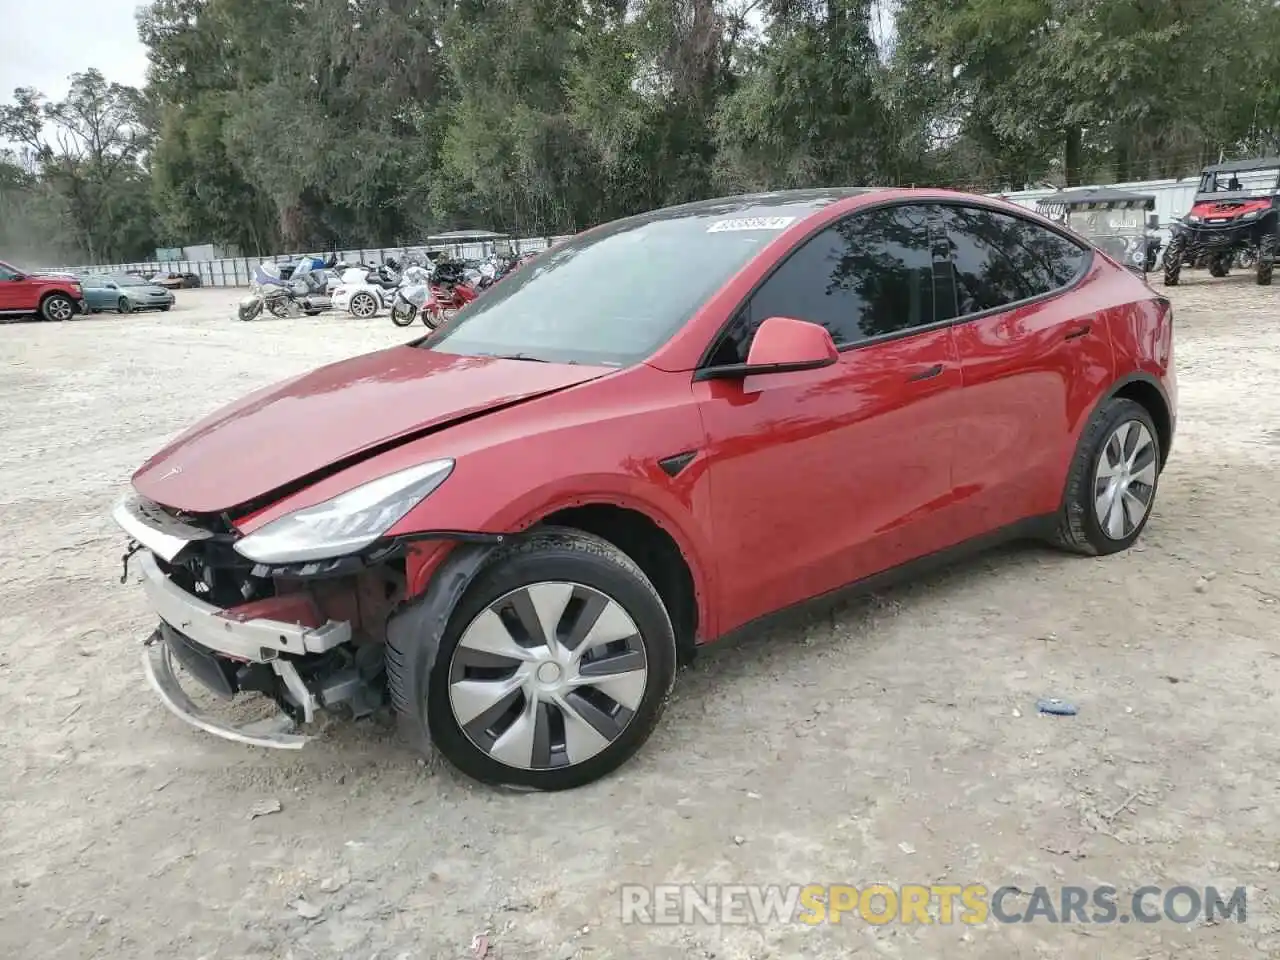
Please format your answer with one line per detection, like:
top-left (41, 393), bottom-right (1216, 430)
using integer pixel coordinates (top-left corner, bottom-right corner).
top-left (1063, 323), bottom-right (1092, 341)
top-left (907, 363), bottom-right (944, 382)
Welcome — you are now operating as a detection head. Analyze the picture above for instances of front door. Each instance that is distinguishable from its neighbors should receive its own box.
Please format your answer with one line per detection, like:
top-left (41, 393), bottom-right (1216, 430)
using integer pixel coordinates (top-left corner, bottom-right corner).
top-left (0, 263), bottom-right (26, 310)
top-left (695, 203), bottom-right (964, 635)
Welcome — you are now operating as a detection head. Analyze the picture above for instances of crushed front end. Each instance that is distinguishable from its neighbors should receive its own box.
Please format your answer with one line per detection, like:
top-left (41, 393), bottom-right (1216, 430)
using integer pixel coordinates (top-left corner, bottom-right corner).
top-left (114, 494), bottom-right (405, 747)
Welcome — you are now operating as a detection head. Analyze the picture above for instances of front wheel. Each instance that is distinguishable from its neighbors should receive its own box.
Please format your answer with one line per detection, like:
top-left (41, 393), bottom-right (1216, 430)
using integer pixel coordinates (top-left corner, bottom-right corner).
top-left (1052, 398), bottom-right (1161, 557)
top-left (1162, 236), bottom-right (1184, 286)
top-left (390, 300), bottom-right (418, 327)
top-left (238, 300), bottom-right (263, 322)
top-left (390, 530), bottom-right (677, 790)
top-left (41, 294), bottom-right (75, 322)
top-left (117, 297), bottom-right (133, 314)
top-left (1258, 235), bottom-right (1275, 286)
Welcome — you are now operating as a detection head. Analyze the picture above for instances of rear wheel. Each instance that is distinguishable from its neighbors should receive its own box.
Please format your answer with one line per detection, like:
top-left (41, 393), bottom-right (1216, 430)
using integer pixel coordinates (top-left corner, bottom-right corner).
top-left (1257, 235), bottom-right (1275, 286)
top-left (1209, 253), bottom-right (1231, 278)
top-left (1053, 398), bottom-right (1161, 557)
top-left (1162, 235), bottom-right (1184, 286)
top-left (391, 530), bottom-right (677, 790)
top-left (266, 299), bottom-right (291, 318)
top-left (349, 291), bottom-right (378, 318)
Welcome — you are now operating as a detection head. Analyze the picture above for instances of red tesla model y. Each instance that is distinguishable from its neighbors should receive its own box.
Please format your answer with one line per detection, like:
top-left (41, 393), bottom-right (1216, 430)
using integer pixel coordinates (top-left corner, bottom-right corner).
top-left (113, 188), bottom-right (1176, 789)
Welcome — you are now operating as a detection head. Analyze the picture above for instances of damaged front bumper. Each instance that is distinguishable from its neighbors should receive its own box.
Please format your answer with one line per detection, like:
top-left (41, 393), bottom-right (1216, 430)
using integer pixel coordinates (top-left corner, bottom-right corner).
top-left (135, 550), bottom-right (355, 747)
top-left (114, 495), bottom-right (377, 749)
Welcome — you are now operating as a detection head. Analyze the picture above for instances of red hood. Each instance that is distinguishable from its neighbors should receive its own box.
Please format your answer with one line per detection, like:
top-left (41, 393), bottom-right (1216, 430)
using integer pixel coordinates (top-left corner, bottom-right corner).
top-left (132, 346), bottom-right (611, 513)
top-left (1189, 197), bottom-right (1272, 219)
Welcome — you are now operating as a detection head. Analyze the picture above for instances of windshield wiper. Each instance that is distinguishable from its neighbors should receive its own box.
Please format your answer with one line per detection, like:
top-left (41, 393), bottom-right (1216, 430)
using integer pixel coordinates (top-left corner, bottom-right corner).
top-left (484, 352), bottom-right (578, 364)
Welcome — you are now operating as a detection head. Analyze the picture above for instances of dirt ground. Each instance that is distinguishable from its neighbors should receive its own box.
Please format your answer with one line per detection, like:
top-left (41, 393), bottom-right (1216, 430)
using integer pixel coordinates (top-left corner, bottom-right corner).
top-left (0, 279), bottom-right (1277, 960)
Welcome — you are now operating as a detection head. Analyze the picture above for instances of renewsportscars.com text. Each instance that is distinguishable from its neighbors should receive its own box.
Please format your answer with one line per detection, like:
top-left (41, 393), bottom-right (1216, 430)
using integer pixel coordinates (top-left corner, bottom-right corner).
top-left (619, 883), bottom-right (1247, 926)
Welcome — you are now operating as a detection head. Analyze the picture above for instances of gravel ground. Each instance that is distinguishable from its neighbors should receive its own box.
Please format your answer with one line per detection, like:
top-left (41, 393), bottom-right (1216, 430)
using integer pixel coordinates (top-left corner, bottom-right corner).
top-left (0, 279), bottom-right (1277, 960)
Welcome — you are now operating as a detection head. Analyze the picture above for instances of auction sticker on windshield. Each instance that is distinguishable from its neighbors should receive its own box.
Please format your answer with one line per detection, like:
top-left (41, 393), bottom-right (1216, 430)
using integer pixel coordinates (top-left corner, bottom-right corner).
top-left (706, 217), bottom-right (797, 233)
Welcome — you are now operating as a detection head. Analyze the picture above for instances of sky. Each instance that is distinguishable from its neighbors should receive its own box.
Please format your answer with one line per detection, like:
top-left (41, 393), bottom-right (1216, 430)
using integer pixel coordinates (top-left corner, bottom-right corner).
top-left (0, 0), bottom-right (149, 102)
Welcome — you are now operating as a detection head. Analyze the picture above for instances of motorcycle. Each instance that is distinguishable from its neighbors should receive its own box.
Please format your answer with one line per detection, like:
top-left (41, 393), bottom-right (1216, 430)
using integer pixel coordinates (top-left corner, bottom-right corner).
top-left (427, 260), bottom-right (479, 321)
top-left (333, 260), bottom-right (405, 318)
top-left (238, 257), bottom-right (332, 321)
top-left (389, 265), bottom-right (436, 327)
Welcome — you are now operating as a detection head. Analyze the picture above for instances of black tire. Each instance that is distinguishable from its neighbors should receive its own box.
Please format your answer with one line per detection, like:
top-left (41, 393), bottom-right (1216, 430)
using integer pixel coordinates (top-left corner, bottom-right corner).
top-left (390, 529), bottom-right (678, 790)
top-left (1209, 254), bottom-right (1230, 278)
top-left (349, 292), bottom-right (378, 318)
top-left (38, 294), bottom-right (74, 322)
top-left (238, 301), bottom-right (263, 322)
top-left (1257, 235), bottom-right (1275, 286)
top-left (160, 305), bottom-right (172, 312)
top-left (305, 309), bottom-right (322, 317)
top-left (1052, 397), bottom-right (1161, 557)
top-left (1162, 236), bottom-right (1184, 286)
top-left (390, 300), bottom-right (417, 327)
top-left (267, 299), bottom-right (291, 318)
top-left (117, 296), bottom-right (132, 314)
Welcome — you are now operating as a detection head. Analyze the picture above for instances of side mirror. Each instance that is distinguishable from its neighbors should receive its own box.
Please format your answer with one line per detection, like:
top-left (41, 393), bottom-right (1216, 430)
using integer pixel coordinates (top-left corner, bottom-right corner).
top-left (697, 316), bottom-right (839, 381)
top-left (1148, 215), bottom-right (1159, 229)
top-left (5, 272), bottom-right (26, 282)
top-left (105, 282), bottom-right (117, 290)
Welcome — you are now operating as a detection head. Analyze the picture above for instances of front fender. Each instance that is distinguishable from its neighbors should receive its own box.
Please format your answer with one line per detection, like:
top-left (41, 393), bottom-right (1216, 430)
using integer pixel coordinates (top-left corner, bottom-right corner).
top-left (399, 474), bottom-right (718, 640)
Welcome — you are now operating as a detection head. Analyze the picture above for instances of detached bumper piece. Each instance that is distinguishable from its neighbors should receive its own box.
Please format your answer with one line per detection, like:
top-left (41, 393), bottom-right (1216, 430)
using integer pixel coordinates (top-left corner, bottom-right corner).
top-left (144, 634), bottom-right (312, 749)
top-left (135, 550), bottom-right (384, 750)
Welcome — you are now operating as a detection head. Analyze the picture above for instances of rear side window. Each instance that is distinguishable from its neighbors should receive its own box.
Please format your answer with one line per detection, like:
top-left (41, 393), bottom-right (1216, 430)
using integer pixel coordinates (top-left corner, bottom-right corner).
top-left (939, 205), bottom-right (1087, 316)
top-left (707, 204), bottom-right (936, 365)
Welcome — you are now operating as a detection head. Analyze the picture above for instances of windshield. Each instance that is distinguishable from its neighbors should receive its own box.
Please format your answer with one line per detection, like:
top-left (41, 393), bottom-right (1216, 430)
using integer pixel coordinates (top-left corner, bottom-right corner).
top-left (419, 204), bottom-right (821, 366)
top-left (1198, 167), bottom-right (1280, 197)
top-left (111, 275), bottom-right (148, 287)
top-left (1067, 208), bottom-right (1147, 237)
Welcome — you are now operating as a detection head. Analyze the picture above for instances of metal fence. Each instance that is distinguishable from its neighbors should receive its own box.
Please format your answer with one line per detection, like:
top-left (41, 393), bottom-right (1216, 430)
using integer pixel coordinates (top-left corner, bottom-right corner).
top-left (48, 234), bottom-right (573, 288)
top-left (46, 172), bottom-right (1217, 282)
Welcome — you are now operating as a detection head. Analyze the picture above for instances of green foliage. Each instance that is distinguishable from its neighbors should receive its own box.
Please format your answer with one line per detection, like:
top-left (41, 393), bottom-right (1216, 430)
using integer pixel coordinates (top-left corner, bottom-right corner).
top-left (4, 0), bottom-right (1280, 263)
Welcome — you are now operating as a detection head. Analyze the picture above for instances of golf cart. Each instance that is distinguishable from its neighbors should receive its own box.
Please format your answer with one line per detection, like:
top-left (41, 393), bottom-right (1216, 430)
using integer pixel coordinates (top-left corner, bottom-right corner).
top-left (1036, 188), bottom-right (1159, 276)
top-left (1163, 156), bottom-right (1280, 286)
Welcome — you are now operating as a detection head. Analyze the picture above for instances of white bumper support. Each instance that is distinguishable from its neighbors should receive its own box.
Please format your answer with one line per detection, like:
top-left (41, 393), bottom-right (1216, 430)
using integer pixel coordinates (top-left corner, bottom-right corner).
top-left (138, 551), bottom-right (351, 662)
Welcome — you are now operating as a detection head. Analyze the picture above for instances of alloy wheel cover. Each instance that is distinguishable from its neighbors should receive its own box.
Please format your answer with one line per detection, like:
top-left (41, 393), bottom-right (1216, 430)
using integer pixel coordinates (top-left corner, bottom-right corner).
top-left (1093, 420), bottom-right (1157, 540)
top-left (447, 582), bottom-right (650, 771)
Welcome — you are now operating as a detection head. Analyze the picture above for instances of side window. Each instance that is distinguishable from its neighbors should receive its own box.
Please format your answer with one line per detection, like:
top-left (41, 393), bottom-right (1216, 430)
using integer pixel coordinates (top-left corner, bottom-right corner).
top-left (0, 265), bottom-right (17, 281)
top-left (705, 204), bottom-right (936, 366)
top-left (939, 206), bottom-right (1088, 316)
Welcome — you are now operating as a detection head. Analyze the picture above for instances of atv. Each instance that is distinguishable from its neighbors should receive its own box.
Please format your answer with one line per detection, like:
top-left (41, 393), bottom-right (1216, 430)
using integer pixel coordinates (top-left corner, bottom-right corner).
top-left (1035, 188), bottom-right (1156, 276)
top-left (1164, 157), bottom-right (1280, 286)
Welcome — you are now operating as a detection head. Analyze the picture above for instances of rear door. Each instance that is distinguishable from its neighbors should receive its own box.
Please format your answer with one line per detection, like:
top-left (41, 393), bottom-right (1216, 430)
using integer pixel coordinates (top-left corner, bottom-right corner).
top-left (695, 202), bottom-right (964, 633)
top-left (936, 203), bottom-right (1112, 536)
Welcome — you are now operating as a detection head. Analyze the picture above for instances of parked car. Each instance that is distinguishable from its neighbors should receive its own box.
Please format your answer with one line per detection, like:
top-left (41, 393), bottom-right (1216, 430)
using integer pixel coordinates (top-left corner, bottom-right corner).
top-left (0, 260), bottom-right (86, 321)
top-left (152, 272), bottom-right (203, 290)
top-left (111, 188), bottom-right (1176, 791)
top-left (83, 274), bottom-right (175, 313)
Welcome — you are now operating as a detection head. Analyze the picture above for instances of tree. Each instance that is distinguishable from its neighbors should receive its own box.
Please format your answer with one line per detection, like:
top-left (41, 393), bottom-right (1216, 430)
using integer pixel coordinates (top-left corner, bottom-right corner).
top-left (0, 71), bottom-right (156, 262)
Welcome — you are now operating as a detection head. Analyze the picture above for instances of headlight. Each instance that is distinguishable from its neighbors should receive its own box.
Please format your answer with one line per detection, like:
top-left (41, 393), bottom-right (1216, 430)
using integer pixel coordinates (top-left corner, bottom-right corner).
top-left (233, 459), bottom-right (454, 564)
top-left (1242, 210), bottom-right (1260, 220)
top-left (1187, 215), bottom-right (1201, 223)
